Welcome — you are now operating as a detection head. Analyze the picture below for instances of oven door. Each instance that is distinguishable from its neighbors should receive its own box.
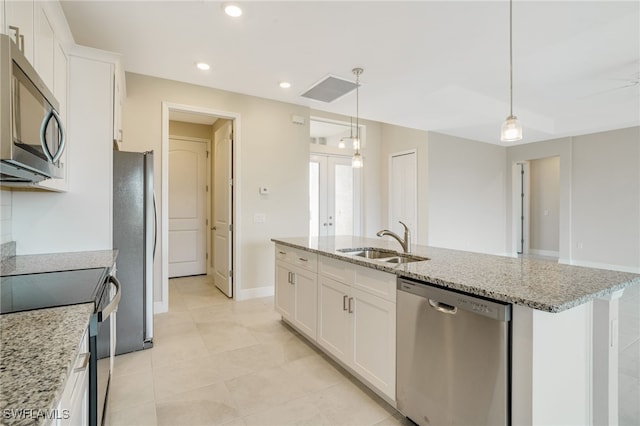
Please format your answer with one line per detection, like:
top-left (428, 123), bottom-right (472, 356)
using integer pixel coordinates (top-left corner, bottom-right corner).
top-left (90, 275), bottom-right (121, 426)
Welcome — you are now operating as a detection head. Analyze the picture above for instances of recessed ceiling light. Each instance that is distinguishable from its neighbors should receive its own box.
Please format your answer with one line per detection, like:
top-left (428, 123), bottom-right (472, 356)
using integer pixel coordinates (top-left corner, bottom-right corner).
top-left (196, 62), bottom-right (210, 71)
top-left (279, 81), bottom-right (291, 89)
top-left (223, 3), bottom-right (243, 17)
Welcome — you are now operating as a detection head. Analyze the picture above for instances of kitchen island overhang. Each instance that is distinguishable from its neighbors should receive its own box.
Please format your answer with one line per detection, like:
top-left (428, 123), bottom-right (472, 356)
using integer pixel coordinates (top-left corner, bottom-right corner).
top-left (272, 235), bottom-right (639, 426)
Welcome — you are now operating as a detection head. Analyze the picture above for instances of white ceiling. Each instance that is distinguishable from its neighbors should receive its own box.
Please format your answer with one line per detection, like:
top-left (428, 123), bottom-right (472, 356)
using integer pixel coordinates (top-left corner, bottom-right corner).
top-left (60, 1), bottom-right (640, 145)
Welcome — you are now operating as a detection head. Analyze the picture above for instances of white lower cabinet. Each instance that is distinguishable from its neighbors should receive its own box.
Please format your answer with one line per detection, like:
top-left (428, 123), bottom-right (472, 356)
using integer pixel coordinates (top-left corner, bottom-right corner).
top-left (275, 248), bottom-right (397, 402)
top-left (275, 260), bottom-right (295, 320)
top-left (317, 273), bottom-right (397, 401)
top-left (317, 276), bottom-right (351, 362)
top-left (274, 245), bottom-right (318, 340)
top-left (350, 287), bottom-right (396, 399)
top-left (51, 328), bottom-right (89, 426)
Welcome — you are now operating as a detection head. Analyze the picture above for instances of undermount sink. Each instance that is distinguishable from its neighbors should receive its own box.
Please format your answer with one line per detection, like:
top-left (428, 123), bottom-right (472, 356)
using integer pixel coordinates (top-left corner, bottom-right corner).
top-left (337, 248), bottom-right (429, 264)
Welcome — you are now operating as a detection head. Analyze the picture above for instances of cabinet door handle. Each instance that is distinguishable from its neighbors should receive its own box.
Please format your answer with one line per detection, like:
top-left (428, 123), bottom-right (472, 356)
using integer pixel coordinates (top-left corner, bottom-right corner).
top-left (8, 26), bottom-right (24, 53)
top-left (74, 352), bottom-right (90, 373)
top-left (343, 295), bottom-right (348, 311)
top-left (279, 251), bottom-right (286, 255)
top-left (298, 257), bottom-right (308, 262)
top-left (287, 272), bottom-right (292, 284)
top-left (348, 297), bottom-right (354, 313)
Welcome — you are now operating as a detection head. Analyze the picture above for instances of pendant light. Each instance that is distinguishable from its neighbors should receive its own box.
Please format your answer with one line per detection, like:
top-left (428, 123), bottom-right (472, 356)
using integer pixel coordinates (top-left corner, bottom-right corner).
top-left (352, 67), bottom-right (364, 168)
top-left (501, 0), bottom-right (522, 142)
top-left (338, 116), bottom-right (354, 149)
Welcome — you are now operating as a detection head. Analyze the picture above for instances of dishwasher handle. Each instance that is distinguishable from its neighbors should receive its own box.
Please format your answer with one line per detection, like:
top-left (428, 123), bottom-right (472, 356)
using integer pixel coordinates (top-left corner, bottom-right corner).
top-left (428, 299), bottom-right (457, 314)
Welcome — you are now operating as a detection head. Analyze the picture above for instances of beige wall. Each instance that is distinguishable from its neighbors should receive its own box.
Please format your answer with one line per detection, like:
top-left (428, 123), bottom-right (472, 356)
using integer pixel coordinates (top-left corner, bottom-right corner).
top-left (529, 156), bottom-right (560, 255)
top-left (169, 120), bottom-right (214, 141)
top-left (427, 132), bottom-right (508, 255)
top-left (507, 126), bottom-right (640, 272)
top-left (123, 72), bottom-right (310, 302)
top-left (571, 127), bottom-right (640, 270)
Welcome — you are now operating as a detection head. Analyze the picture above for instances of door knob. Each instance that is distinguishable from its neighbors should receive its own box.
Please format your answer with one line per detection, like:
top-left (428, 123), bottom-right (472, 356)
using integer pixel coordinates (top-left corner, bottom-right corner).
top-left (211, 226), bottom-right (217, 230)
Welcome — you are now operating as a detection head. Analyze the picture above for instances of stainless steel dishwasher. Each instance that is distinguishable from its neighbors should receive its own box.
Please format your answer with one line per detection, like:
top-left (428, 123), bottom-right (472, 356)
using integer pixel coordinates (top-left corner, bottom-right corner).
top-left (396, 278), bottom-right (511, 426)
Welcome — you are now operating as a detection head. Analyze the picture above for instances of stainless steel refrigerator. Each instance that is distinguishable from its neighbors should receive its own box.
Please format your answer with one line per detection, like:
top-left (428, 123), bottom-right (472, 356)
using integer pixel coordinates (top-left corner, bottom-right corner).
top-left (111, 150), bottom-right (155, 355)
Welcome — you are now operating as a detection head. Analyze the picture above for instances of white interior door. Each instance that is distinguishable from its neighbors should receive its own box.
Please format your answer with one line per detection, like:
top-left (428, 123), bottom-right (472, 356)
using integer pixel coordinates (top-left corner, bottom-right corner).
top-left (389, 151), bottom-right (417, 241)
top-left (213, 121), bottom-right (233, 297)
top-left (168, 138), bottom-right (208, 277)
top-left (310, 155), bottom-right (361, 237)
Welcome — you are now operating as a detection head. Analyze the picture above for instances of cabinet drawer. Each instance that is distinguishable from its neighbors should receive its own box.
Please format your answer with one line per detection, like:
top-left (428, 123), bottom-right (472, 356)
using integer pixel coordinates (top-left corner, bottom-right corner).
top-left (319, 255), bottom-right (355, 285)
top-left (275, 244), bottom-right (317, 272)
top-left (353, 265), bottom-right (396, 302)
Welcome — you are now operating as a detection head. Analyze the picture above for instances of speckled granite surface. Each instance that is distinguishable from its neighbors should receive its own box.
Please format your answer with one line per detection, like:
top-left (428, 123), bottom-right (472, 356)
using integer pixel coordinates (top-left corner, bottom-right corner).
top-left (0, 242), bottom-right (16, 262)
top-left (0, 249), bottom-right (118, 425)
top-left (1, 250), bottom-right (118, 276)
top-left (272, 236), bottom-right (640, 313)
top-left (0, 304), bottom-right (93, 426)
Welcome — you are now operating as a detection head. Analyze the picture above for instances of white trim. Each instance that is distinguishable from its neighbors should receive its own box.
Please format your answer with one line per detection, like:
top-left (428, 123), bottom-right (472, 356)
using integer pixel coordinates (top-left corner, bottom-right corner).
top-left (236, 285), bottom-right (274, 301)
top-left (529, 249), bottom-right (560, 258)
top-left (154, 300), bottom-right (168, 315)
top-left (566, 259), bottom-right (640, 274)
top-left (161, 102), bottom-right (242, 311)
top-left (167, 135), bottom-right (210, 144)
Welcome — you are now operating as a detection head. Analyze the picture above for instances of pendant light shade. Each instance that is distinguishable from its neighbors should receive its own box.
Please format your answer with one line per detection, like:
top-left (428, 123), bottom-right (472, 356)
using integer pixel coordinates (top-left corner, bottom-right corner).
top-left (501, 0), bottom-right (522, 142)
top-left (501, 115), bottom-right (522, 142)
top-left (351, 68), bottom-right (364, 168)
top-left (351, 151), bottom-right (363, 168)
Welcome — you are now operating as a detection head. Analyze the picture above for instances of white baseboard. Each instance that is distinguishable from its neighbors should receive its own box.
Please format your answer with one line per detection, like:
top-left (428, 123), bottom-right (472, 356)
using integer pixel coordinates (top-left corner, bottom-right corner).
top-left (566, 259), bottom-right (640, 274)
top-left (154, 300), bottom-right (168, 314)
top-left (236, 285), bottom-right (274, 301)
top-left (529, 249), bottom-right (560, 258)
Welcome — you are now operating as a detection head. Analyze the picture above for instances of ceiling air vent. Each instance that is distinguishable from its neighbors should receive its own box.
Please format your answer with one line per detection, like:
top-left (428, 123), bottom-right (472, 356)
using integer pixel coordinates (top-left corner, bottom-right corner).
top-left (301, 75), bottom-right (358, 103)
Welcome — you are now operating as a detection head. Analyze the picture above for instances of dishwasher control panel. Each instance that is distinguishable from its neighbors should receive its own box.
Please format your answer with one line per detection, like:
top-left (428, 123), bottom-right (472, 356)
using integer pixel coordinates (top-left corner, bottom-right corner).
top-left (397, 278), bottom-right (511, 322)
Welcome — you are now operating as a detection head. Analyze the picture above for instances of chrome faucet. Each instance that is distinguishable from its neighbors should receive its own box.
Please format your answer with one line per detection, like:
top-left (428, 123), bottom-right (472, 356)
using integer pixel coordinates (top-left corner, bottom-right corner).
top-left (376, 221), bottom-right (412, 254)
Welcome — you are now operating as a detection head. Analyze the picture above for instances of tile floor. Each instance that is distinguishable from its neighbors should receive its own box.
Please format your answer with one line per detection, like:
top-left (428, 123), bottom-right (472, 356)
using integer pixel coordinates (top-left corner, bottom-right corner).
top-left (105, 275), bottom-right (406, 426)
top-left (106, 274), bottom-right (640, 426)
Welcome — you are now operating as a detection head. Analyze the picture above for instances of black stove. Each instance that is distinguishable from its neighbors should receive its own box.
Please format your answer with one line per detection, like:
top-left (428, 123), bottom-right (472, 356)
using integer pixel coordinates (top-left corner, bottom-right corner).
top-left (0, 268), bottom-right (108, 314)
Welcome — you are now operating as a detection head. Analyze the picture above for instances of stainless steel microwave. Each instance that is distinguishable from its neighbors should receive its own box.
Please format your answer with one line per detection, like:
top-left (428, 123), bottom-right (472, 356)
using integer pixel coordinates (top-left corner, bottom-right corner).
top-left (0, 34), bottom-right (66, 184)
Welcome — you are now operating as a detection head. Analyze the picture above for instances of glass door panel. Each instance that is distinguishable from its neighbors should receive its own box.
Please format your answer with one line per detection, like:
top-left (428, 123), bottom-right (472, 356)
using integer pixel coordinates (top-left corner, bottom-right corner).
top-left (310, 155), bottom-right (361, 237)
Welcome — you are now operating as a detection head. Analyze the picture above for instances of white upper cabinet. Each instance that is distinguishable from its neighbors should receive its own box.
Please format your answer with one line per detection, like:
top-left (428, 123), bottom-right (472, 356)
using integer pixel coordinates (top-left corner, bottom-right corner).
top-left (3, 0), bottom-right (35, 64)
top-left (34, 2), bottom-right (54, 89)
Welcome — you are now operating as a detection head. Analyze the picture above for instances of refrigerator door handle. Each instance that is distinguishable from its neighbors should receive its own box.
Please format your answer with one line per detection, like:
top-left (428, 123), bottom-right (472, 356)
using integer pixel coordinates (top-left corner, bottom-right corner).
top-left (152, 193), bottom-right (158, 258)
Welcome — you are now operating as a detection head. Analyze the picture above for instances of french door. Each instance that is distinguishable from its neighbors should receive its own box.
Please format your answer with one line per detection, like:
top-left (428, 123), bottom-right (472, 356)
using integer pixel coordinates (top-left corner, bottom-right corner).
top-left (309, 154), bottom-right (361, 237)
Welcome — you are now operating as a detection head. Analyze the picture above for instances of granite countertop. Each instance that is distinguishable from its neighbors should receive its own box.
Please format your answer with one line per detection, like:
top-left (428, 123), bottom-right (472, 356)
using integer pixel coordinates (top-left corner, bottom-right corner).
top-left (0, 249), bottom-right (119, 426)
top-left (1, 250), bottom-right (118, 276)
top-left (0, 304), bottom-right (94, 426)
top-left (272, 236), bottom-right (640, 313)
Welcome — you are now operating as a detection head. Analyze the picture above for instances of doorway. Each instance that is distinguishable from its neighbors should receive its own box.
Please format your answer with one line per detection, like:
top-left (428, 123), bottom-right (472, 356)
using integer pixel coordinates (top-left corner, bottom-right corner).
top-left (160, 103), bottom-right (239, 312)
top-left (309, 154), bottom-right (362, 237)
top-left (512, 156), bottom-right (560, 260)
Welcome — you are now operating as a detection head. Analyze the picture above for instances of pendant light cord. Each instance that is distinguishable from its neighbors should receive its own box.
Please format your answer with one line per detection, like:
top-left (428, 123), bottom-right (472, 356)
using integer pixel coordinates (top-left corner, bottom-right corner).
top-left (356, 70), bottom-right (360, 145)
top-left (352, 68), bottom-right (363, 151)
top-left (509, 0), bottom-right (514, 117)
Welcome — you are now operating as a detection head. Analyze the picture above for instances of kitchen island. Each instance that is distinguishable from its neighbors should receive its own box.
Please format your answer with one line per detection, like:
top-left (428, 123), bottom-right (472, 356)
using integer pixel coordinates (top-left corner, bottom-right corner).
top-left (0, 250), bottom-right (118, 426)
top-left (272, 236), bottom-right (640, 425)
